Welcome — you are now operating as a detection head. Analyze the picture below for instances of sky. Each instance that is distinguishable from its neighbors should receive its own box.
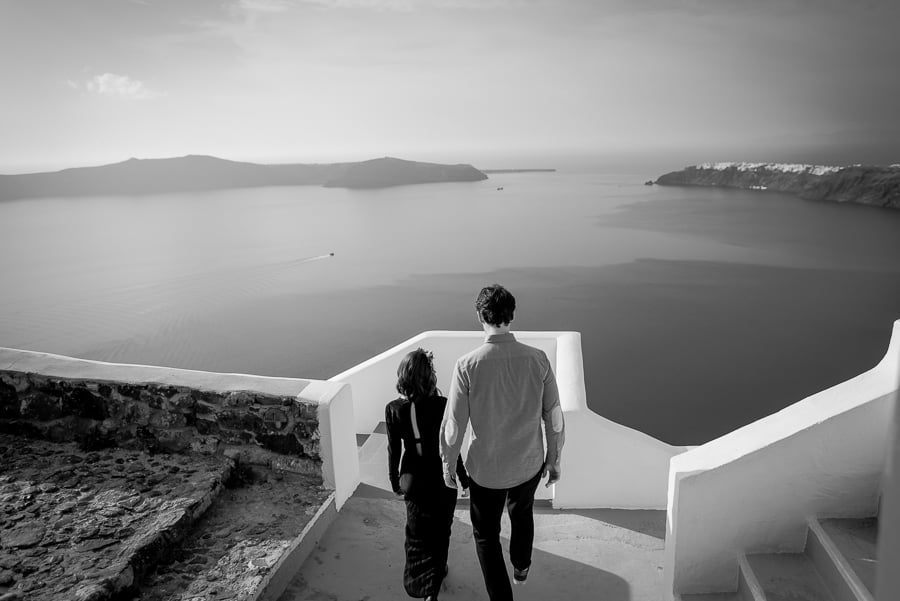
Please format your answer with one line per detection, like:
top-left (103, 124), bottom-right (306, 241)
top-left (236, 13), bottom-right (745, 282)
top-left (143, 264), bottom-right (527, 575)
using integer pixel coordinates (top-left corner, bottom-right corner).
top-left (1, 0), bottom-right (899, 172)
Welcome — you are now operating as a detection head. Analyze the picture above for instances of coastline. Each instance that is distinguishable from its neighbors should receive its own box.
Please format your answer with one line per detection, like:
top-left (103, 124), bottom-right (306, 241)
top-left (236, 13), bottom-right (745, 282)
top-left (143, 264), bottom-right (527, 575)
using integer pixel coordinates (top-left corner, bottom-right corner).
top-left (655, 163), bottom-right (900, 209)
top-left (481, 168), bottom-right (557, 174)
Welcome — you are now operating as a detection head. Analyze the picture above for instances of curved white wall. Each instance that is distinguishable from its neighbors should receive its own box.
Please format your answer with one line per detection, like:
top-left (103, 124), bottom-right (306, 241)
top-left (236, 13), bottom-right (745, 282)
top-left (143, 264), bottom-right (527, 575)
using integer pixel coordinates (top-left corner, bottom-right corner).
top-left (664, 320), bottom-right (900, 598)
top-left (330, 331), bottom-right (556, 434)
top-left (298, 380), bottom-right (359, 510)
top-left (553, 332), bottom-right (689, 509)
top-left (331, 330), bottom-right (686, 509)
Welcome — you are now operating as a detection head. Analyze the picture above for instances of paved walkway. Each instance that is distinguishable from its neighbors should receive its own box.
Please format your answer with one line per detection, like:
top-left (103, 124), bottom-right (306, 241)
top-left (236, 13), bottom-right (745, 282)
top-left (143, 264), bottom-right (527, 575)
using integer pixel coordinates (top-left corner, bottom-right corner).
top-left (277, 430), bottom-right (668, 601)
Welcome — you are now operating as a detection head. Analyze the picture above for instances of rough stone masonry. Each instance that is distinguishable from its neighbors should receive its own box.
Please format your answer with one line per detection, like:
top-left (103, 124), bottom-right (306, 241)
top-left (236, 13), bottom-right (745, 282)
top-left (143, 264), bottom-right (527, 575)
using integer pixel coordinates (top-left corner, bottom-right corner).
top-left (0, 366), bottom-right (331, 601)
top-left (0, 370), bottom-right (321, 475)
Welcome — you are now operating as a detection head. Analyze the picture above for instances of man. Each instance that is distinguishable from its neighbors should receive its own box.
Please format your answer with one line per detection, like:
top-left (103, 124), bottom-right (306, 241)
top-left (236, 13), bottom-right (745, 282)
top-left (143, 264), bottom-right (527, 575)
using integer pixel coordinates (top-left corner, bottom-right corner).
top-left (440, 284), bottom-right (565, 601)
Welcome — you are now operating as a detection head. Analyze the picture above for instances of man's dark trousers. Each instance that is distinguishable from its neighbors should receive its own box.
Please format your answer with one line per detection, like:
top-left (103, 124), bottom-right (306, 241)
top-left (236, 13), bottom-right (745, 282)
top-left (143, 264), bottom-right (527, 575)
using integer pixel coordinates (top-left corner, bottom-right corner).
top-left (468, 467), bottom-right (543, 601)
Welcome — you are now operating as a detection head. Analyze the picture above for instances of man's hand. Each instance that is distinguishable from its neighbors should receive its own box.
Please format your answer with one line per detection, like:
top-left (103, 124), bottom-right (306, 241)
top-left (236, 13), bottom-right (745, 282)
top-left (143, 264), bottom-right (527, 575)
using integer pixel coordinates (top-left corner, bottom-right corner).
top-left (443, 471), bottom-right (458, 490)
top-left (544, 465), bottom-right (560, 488)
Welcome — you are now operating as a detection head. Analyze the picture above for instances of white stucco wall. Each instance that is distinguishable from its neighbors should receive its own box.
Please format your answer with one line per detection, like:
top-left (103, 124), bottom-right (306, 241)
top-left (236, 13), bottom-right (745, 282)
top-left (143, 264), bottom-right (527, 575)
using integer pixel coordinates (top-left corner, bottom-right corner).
top-left (329, 330), bottom-right (557, 434)
top-left (553, 332), bottom-right (689, 509)
top-left (664, 320), bottom-right (900, 598)
top-left (0, 347), bottom-right (314, 395)
top-left (299, 380), bottom-right (359, 510)
top-left (876, 387), bottom-right (900, 601)
top-left (331, 330), bottom-right (686, 509)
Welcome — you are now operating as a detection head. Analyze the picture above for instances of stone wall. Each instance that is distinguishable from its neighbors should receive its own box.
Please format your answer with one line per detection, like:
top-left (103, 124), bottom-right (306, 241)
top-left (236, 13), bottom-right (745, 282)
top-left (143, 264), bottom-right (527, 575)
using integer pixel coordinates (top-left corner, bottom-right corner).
top-left (0, 370), bottom-right (322, 477)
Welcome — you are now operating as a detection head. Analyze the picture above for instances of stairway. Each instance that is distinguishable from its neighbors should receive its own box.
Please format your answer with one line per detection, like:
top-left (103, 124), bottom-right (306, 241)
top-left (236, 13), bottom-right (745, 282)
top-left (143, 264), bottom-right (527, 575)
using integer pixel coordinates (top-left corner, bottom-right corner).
top-left (357, 422), bottom-right (394, 493)
top-left (681, 515), bottom-right (879, 601)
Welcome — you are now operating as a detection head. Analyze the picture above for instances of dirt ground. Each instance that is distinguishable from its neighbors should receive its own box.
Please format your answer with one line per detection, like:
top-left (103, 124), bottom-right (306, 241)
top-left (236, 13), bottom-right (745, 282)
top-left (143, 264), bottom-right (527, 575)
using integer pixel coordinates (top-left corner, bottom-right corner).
top-left (134, 466), bottom-right (332, 601)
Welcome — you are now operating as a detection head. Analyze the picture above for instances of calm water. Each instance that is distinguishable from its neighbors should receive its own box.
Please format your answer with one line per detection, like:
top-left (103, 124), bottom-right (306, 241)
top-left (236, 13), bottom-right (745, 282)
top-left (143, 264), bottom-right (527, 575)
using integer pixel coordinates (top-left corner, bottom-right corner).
top-left (2, 169), bottom-right (899, 444)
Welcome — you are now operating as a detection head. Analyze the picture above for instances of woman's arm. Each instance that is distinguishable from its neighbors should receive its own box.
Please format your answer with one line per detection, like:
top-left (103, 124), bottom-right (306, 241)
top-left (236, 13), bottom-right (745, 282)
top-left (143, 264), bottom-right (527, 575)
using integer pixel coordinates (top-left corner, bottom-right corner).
top-left (385, 403), bottom-right (402, 494)
top-left (455, 454), bottom-right (470, 490)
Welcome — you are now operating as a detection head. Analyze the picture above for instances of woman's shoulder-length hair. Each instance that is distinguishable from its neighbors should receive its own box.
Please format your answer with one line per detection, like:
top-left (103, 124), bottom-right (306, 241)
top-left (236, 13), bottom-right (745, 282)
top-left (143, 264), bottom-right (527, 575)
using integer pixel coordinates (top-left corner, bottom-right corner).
top-left (396, 347), bottom-right (439, 400)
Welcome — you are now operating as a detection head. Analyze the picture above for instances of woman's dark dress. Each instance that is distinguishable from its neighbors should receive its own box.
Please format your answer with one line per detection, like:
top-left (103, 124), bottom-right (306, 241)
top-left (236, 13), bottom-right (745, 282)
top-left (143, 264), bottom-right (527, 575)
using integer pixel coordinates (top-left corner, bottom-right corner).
top-left (386, 395), bottom-right (469, 598)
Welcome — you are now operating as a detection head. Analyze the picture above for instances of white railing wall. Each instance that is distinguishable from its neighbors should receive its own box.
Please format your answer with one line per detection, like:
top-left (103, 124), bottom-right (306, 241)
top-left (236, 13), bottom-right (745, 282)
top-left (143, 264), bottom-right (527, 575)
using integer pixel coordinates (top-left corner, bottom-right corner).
top-left (552, 332), bottom-right (690, 509)
top-left (876, 384), bottom-right (900, 601)
top-left (331, 330), bottom-right (687, 509)
top-left (297, 380), bottom-right (359, 510)
top-left (664, 320), bottom-right (900, 599)
top-left (329, 331), bottom-right (557, 435)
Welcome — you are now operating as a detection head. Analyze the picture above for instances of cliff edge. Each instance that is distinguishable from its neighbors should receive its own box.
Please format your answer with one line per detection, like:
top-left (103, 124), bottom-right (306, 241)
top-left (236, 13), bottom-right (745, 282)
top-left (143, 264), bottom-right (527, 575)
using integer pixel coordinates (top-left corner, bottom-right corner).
top-left (655, 162), bottom-right (900, 209)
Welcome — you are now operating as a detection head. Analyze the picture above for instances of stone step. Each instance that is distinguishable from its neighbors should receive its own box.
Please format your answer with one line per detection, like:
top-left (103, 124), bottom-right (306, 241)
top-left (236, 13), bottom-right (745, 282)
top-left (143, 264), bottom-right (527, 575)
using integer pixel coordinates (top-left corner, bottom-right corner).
top-left (806, 517), bottom-right (877, 601)
top-left (744, 552), bottom-right (836, 601)
top-left (0, 435), bottom-right (234, 601)
top-left (737, 554), bottom-right (763, 601)
top-left (358, 431), bottom-right (387, 466)
top-left (357, 423), bottom-right (393, 493)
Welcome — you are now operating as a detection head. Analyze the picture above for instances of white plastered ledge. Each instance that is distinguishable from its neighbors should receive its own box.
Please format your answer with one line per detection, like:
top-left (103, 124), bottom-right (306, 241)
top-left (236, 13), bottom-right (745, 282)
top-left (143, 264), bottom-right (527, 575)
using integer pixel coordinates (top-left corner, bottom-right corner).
top-left (664, 320), bottom-right (900, 598)
top-left (0, 347), bottom-right (312, 397)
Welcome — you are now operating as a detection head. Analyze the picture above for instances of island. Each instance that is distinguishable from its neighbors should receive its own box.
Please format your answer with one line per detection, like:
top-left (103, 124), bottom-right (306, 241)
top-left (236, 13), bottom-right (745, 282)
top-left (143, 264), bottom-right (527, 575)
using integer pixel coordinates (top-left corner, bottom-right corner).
top-left (481, 168), bottom-right (557, 174)
top-left (0, 155), bottom-right (488, 201)
top-left (322, 157), bottom-right (486, 189)
top-left (654, 162), bottom-right (900, 209)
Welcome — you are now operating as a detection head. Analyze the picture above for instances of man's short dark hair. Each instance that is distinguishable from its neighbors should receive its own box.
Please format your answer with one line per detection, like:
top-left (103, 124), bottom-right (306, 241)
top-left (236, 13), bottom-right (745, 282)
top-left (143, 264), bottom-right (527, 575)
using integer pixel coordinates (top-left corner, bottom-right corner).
top-left (475, 284), bottom-right (516, 327)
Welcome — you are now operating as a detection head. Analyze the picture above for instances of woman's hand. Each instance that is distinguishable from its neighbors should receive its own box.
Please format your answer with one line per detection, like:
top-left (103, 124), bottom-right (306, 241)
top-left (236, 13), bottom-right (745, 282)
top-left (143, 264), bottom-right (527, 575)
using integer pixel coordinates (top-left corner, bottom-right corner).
top-left (443, 471), bottom-right (458, 490)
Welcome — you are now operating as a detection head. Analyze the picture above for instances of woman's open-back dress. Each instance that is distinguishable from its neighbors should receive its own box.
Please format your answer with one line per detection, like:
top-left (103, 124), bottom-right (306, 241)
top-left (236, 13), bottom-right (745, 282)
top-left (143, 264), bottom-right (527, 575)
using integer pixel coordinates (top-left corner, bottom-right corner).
top-left (386, 395), bottom-right (469, 598)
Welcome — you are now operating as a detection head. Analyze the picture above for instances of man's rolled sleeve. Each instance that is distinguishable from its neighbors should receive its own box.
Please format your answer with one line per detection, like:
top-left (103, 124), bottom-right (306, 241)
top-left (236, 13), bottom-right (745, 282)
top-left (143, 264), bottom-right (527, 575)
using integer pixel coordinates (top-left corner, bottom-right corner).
top-left (440, 360), bottom-right (470, 478)
top-left (541, 359), bottom-right (565, 470)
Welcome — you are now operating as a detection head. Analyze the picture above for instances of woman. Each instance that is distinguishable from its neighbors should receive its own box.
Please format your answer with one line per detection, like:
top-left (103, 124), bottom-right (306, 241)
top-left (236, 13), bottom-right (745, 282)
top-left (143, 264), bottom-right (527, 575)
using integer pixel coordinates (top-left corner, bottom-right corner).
top-left (386, 348), bottom-right (469, 601)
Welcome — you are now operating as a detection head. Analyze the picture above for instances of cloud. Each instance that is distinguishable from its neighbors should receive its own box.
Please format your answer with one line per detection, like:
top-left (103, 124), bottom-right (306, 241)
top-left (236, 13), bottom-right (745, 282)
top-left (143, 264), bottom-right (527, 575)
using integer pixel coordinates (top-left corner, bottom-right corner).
top-left (286, 0), bottom-right (524, 10)
top-left (297, 0), bottom-right (414, 8)
top-left (80, 73), bottom-right (162, 99)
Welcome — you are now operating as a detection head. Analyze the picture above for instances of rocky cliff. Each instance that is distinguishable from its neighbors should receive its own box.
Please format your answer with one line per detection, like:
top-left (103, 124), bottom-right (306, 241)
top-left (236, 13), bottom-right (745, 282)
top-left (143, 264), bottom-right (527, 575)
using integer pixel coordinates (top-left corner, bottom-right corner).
top-left (655, 162), bottom-right (900, 209)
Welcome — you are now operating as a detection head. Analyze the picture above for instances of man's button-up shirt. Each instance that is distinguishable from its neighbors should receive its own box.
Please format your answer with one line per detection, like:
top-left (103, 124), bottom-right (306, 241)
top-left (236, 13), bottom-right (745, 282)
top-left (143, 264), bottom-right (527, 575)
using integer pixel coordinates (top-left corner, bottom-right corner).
top-left (440, 332), bottom-right (565, 489)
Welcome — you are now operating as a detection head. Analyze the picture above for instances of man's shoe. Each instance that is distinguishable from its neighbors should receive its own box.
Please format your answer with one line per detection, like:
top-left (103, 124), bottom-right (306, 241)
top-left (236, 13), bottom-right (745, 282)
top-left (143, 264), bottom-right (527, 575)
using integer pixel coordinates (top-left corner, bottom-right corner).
top-left (512, 565), bottom-right (529, 586)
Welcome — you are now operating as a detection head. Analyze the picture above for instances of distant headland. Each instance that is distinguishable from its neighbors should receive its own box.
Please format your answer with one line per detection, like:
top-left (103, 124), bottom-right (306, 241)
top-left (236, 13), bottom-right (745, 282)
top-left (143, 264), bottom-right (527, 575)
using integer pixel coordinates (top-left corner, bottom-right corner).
top-left (654, 162), bottom-right (900, 210)
top-left (0, 155), bottom-right (490, 201)
top-left (481, 168), bottom-right (557, 174)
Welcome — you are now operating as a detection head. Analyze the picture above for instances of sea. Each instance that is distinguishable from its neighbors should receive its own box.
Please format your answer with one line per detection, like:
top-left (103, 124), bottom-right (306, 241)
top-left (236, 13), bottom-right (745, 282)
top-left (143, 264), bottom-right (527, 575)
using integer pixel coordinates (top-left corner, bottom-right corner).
top-left (2, 165), bottom-right (899, 445)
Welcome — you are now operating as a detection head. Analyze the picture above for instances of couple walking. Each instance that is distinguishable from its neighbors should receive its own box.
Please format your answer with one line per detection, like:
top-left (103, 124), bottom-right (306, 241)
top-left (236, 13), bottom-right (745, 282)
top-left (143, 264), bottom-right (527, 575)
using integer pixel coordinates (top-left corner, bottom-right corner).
top-left (386, 284), bottom-right (566, 601)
